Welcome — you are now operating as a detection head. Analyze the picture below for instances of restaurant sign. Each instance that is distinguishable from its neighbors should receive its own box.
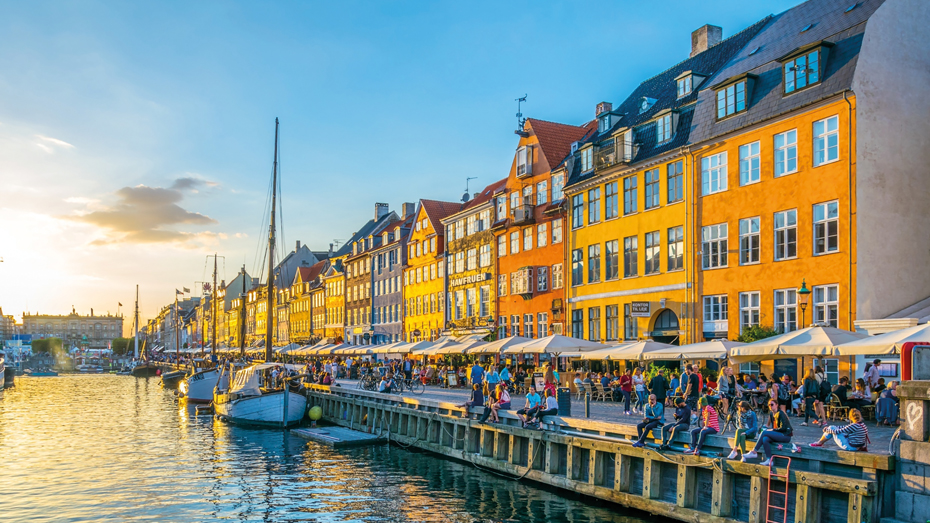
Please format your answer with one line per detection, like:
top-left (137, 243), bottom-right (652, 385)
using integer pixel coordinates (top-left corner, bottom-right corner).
top-left (631, 301), bottom-right (651, 317)
top-left (450, 272), bottom-right (491, 287)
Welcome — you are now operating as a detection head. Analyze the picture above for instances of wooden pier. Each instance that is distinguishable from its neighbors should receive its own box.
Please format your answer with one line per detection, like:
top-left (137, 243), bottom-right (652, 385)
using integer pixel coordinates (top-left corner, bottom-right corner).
top-left (292, 426), bottom-right (386, 448)
top-left (305, 384), bottom-right (895, 523)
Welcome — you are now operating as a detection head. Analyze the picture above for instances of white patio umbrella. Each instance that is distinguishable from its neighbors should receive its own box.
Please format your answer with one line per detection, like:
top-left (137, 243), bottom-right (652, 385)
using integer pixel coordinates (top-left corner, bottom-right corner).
top-left (503, 334), bottom-right (608, 355)
top-left (642, 340), bottom-right (743, 361)
top-left (834, 323), bottom-right (930, 355)
top-left (371, 341), bottom-right (404, 354)
top-left (466, 336), bottom-right (531, 355)
top-left (561, 341), bottom-right (673, 360)
top-left (729, 326), bottom-right (867, 363)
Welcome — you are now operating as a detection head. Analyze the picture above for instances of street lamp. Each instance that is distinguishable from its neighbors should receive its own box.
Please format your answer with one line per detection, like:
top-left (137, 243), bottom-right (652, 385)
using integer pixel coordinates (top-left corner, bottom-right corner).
top-left (797, 279), bottom-right (812, 329)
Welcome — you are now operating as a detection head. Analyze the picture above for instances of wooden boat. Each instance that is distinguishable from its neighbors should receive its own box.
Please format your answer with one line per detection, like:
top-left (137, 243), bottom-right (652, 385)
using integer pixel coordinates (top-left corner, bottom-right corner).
top-left (1, 354), bottom-right (14, 388)
top-left (213, 363), bottom-right (307, 427)
top-left (24, 367), bottom-right (58, 377)
top-left (179, 367), bottom-right (220, 403)
top-left (161, 369), bottom-right (186, 389)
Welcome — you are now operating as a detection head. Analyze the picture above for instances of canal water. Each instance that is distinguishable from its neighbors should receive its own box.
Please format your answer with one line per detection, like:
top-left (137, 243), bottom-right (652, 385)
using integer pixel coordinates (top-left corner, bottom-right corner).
top-left (0, 375), bottom-right (667, 523)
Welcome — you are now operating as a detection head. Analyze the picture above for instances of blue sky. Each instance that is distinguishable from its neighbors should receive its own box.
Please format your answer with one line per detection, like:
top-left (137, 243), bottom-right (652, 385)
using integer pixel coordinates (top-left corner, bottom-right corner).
top-left (0, 0), bottom-right (799, 323)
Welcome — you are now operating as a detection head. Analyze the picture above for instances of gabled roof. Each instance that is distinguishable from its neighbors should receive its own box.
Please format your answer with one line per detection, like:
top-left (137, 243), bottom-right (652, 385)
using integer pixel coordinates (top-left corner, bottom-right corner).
top-left (440, 178), bottom-right (507, 222)
top-left (420, 199), bottom-right (463, 232)
top-left (690, 0), bottom-right (884, 143)
top-left (527, 118), bottom-right (596, 170)
top-left (294, 259), bottom-right (327, 286)
top-left (334, 210), bottom-right (399, 257)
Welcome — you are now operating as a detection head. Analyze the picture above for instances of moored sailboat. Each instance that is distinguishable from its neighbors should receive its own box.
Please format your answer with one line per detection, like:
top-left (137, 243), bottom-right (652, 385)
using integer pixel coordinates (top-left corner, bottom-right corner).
top-left (129, 286), bottom-right (160, 377)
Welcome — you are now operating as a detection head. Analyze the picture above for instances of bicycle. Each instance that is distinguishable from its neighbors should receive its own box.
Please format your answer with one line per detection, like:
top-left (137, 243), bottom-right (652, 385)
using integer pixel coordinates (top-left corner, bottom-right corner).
top-left (396, 377), bottom-right (425, 395)
top-left (357, 371), bottom-right (378, 392)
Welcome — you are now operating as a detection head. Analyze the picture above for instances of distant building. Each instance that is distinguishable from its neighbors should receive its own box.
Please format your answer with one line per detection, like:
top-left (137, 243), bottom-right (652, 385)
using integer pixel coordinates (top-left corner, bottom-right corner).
top-left (22, 308), bottom-right (124, 351)
top-left (0, 307), bottom-right (16, 345)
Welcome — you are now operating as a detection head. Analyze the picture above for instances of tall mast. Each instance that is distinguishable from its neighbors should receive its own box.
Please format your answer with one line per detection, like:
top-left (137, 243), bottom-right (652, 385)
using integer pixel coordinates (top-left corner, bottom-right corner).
top-left (175, 291), bottom-right (180, 361)
top-left (239, 266), bottom-right (246, 358)
top-left (265, 117), bottom-right (278, 362)
top-left (133, 285), bottom-right (139, 360)
top-left (212, 253), bottom-right (218, 357)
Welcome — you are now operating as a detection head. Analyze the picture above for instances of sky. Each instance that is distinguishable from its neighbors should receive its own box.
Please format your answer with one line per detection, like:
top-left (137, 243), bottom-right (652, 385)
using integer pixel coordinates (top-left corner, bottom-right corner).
top-left (0, 0), bottom-right (800, 328)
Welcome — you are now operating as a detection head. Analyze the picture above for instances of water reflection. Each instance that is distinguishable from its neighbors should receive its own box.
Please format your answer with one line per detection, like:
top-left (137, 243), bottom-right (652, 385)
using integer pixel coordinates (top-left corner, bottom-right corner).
top-left (0, 375), bottom-right (666, 523)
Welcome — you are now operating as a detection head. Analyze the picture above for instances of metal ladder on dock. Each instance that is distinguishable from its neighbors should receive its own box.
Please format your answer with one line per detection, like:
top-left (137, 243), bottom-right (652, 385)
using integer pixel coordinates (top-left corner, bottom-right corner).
top-left (765, 456), bottom-right (791, 523)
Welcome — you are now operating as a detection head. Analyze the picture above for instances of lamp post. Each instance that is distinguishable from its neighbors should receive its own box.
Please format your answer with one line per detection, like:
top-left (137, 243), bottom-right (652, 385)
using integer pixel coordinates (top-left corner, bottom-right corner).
top-left (797, 279), bottom-right (812, 329)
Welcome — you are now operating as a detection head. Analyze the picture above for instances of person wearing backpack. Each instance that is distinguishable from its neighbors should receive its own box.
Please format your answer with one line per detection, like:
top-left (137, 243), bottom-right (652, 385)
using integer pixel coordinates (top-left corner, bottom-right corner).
top-left (774, 374), bottom-right (792, 414)
top-left (800, 369), bottom-right (822, 426)
top-left (815, 366), bottom-right (831, 421)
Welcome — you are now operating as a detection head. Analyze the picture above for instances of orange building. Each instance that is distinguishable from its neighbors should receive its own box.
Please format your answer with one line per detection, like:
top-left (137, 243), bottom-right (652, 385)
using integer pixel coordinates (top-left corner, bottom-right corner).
top-left (494, 118), bottom-right (593, 339)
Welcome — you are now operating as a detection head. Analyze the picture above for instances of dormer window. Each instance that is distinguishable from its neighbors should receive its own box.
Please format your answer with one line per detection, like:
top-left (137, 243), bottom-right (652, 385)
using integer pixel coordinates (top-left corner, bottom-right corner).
top-left (781, 42), bottom-right (831, 95)
top-left (570, 141), bottom-right (579, 154)
top-left (714, 74), bottom-right (756, 120)
top-left (639, 97), bottom-right (657, 113)
top-left (656, 114), bottom-right (672, 143)
top-left (580, 146), bottom-right (593, 172)
top-left (677, 75), bottom-right (692, 97)
top-left (516, 146), bottom-right (532, 177)
top-left (598, 115), bottom-right (610, 133)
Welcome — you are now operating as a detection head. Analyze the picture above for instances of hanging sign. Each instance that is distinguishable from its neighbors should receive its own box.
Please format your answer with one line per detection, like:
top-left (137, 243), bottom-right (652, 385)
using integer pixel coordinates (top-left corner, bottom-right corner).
top-left (631, 302), bottom-right (651, 317)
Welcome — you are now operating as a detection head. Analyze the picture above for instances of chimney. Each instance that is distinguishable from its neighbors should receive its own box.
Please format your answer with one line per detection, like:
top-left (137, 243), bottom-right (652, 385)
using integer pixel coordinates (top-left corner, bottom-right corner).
top-left (596, 102), bottom-right (612, 117)
top-left (295, 240), bottom-right (301, 251)
top-left (402, 202), bottom-right (416, 219)
top-left (329, 243), bottom-right (334, 255)
top-left (691, 24), bottom-right (722, 57)
top-left (375, 203), bottom-right (389, 221)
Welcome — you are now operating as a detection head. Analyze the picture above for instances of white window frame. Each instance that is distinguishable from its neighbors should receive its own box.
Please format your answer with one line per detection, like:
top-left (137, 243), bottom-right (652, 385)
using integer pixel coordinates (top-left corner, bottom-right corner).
top-left (739, 141), bottom-right (760, 186)
top-left (551, 174), bottom-right (565, 201)
top-left (516, 146), bottom-right (531, 176)
top-left (813, 200), bottom-right (839, 255)
top-left (498, 234), bottom-right (507, 257)
top-left (813, 284), bottom-right (839, 328)
top-left (703, 295), bottom-right (728, 321)
top-left (499, 274), bottom-right (507, 296)
top-left (466, 248), bottom-right (477, 271)
top-left (537, 266), bottom-right (549, 292)
top-left (588, 187), bottom-right (601, 224)
top-left (774, 209), bottom-right (798, 261)
top-left (677, 75), bottom-right (692, 98)
top-left (813, 115), bottom-right (839, 166)
top-left (774, 129), bottom-right (798, 177)
top-left (702, 152), bottom-right (728, 195)
top-left (523, 227), bottom-right (533, 251)
top-left (536, 180), bottom-right (548, 205)
top-left (739, 291), bottom-right (760, 331)
top-left (581, 147), bottom-right (593, 172)
top-left (479, 285), bottom-right (490, 317)
top-left (656, 114), bottom-right (672, 143)
top-left (774, 288), bottom-right (798, 333)
top-left (479, 244), bottom-right (491, 267)
top-left (510, 231), bottom-right (520, 254)
top-left (537, 223), bottom-right (548, 248)
top-left (738, 217), bottom-right (760, 265)
top-left (537, 312), bottom-right (548, 338)
top-left (701, 223), bottom-right (728, 269)
top-left (552, 218), bottom-right (563, 244)
top-left (552, 263), bottom-right (563, 290)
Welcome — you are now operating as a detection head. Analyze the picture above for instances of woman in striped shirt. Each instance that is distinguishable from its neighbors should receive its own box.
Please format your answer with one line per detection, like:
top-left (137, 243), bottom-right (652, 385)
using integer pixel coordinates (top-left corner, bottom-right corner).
top-left (809, 409), bottom-right (869, 451)
top-left (685, 396), bottom-right (719, 455)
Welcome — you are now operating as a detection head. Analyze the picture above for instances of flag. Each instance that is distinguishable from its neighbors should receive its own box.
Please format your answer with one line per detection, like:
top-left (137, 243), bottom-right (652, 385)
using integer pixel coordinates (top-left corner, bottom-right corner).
top-left (118, 302), bottom-right (123, 307)
top-left (183, 287), bottom-right (191, 293)
top-left (176, 289), bottom-right (183, 295)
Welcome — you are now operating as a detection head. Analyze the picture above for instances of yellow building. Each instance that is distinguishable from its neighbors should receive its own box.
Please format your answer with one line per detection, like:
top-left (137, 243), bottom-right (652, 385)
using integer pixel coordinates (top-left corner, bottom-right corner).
top-left (403, 199), bottom-right (460, 342)
top-left (563, 24), bottom-right (764, 345)
top-left (321, 263), bottom-right (345, 342)
top-left (287, 261), bottom-right (326, 345)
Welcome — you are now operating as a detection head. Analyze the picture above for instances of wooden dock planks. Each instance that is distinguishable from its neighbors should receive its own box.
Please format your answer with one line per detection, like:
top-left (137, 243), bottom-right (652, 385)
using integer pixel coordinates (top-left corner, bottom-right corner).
top-left (292, 426), bottom-right (385, 448)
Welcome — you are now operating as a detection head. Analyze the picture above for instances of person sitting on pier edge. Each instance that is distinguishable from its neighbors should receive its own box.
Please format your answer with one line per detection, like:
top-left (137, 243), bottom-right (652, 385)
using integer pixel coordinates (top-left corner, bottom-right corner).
top-left (533, 389), bottom-right (559, 424)
top-left (460, 383), bottom-right (484, 420)
top-left (632, 394), bottom-right (664, 448)
top-left (518, 386), bottom-right (542, 427)
top-left (727, 401), bottom-right (759, 460)
top-left (809, 408), bottom-right (870, 451)
top-left (685, 396), bottom-right (719, 455)
top-left (659, 397), bottom-right (691, 450)
top-left (486, 382), bottom-right (511, 424)
top-left (742, 399), bottom-right (794, 466)
top-left (378, 373), bottom-right (395, 394)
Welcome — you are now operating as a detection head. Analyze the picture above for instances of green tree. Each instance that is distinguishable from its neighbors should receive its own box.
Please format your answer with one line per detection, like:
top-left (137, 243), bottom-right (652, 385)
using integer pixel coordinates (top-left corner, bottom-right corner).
top-left (737, 325), bottom-right (780, 343)
top-left (32, 338), bottom-right (65, 357)
top-left (110, 337), bottom-right (134, 356)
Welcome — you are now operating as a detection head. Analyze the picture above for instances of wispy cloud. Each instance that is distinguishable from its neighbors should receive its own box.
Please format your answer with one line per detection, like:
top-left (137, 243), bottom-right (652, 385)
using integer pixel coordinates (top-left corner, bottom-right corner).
top-left (69, 177), bottom-right (218, 246)
top-left (34, 134), bottom-right (75, 153)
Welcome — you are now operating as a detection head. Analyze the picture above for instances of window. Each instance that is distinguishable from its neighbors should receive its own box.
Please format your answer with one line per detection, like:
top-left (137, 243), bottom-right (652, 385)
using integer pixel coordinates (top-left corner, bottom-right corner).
top-left (623, 176), bottom-right (638, 215)
top-left (510, 192), bottom-right (519, 214)
top-left (466, 288), bottom-right (476, 317)
top-left (702, 152), bottom-right (728, 195)
top-left (466, 215), bottom-right (476, 235)
top-left (455, 220), bottom-right (464, 240)
top-left (605, 182), bottom-right (618, 219)
top-left (516, 146), bottom-right (531, 176)
top-left (605, 305), bottom-right (619, 341)
top-left (466, 248), bottom-right (477, 270)
top-left (588, 244), bottom-right (601, 283)
top-left (667, 226), bottom-right (684, 271)
top-left (644, 231), bottom-right (660, 274)
top-left (510, 231), bottom-right (520, 254)
top-left (774, 130), bottom-right (798, 177)
top-left (656, 114), bottom-right (672, 142)
top-left (498, 316), bottom-right (507, 339)
top-left (479, 244), bottom-right (491, 267)
top-left (537, 223), bottom-right (547, 248)
top-left (537, 312), bottom-right (548, 338)
top-left (552, 174), bottom-right (565, 201)
top-left (552, 218), bottom-right (563, 244)
top-left (479, 286), bottom-right (490, 317)
top-left (624, 304), bottom-right (638, 339)
top-left (531, 180), bottom-right (546, 205)
top-left (497, 196), bottom-right (506, 219)
top-left (702, 224), bottom-right (728, 269)
top-left (430, 264), bottom-right (437, 280)
top-left (623, 236), bottom-right (638, 277)
top-left (588, 188), bottom-right (601, 224)
top-left (438, 292), bottom-right (443, 312)
top-left (523, 227), bottom-right (533, 251)
top-left (588, 307), bottom-right (601, 341)
top-left (703, 295), bottom-right (728, 321)
top-left (813, 116), bottom-right (839, 166)
top-left (814, 358), bottom-right (839, 386)
top-left (716, 81), bottom-right (746, 119)
top-left (537, 266), bottom-right (549, 292)
top-left (478, 210), bottom-right (490, 231)
top-left (524, 313), bottom-right (534, 339)
top-left (571, 195), bottom-right (584, 229)
top-left (571, 310), bottom-right (583, 339)
top-left (667, 160), bottom-right (683, 203)
top-left (511, 315), bottom-right (520, 337)
top-left (739, 141), bottom-right (760, 185)
top-left (499, 274), bottom-right (507, 296)
top-left (774, 289), bottom-right (797, 333)
top-left (813, 201), bottom-right (839, 254)
top-left (739, 362), bottom-right (761, 376)
top-left (523, 185), bottom-right (533, 205)
top-left (581, 147), bottom-right (593, 171)
top-left (813, 284), bottom-right (839, 327)
top-left (774, 209), bottom-right (798, 261)
top-left (430, 294), bottom-right (437, 314)
top-left (640, 170), bottom-right (660, 211)
top-left (455, 251), bottom-right (465, 273)
top-left (571, 249), bottom-right (584, 286)
top-left (739, 292), bottom-right (760, 331)
top-left (605, 240), bottom-right (619, 280)
top-left (498, 234), bottom-right (507, 257)
top-left (739, 217), bottom-right (760, 264)
top-left (784, 49), bottom-right (819, 94)
top-left (552, 263), bottom-right (563, 289)
top-left (677, 75), bottom-right (692, 97)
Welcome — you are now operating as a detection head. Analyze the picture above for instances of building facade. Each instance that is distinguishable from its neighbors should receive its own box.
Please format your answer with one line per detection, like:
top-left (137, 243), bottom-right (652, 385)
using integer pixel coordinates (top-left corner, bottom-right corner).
top-left (22, 309), bottom-right (124, 351)
top-left (371, 214), bottom-right (413, 344)
top-left (495, 118), bottom-right (591, 340)
top-left (345, 240), bottom-right (373, 345)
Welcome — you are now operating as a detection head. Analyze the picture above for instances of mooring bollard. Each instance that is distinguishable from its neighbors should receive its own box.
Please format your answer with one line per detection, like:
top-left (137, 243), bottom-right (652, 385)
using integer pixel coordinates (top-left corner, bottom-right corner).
top-left (585, 392), bottom-right (590, 418)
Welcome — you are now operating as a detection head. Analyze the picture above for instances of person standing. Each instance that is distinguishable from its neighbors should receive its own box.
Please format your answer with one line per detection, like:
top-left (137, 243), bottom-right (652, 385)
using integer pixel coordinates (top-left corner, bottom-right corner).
top-left (683, 365), bottom-right (701, 412)
top-left (864, 359), bottom-right (881, 391)
top-left (648, 368), bottom-right (669, 407)
top-left (800, 369), bottom-right (822, 426)
top-left (470, 361), bottom-right (485, 386)
top-left (632, 368), bottom-right (647, 414)
top-left (619, 369), bottom-right (633, 415)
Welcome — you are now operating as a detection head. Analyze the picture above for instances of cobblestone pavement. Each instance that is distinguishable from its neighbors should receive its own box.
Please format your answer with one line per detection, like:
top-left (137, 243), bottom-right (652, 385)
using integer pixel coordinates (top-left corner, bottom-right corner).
top-left (334, 380), bottom-right (898, 453)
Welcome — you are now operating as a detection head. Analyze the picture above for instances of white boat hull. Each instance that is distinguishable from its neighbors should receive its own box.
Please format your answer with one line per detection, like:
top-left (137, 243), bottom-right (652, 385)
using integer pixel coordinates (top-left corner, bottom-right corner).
top-left (214, 390), bottom-right (307, 427)
top-left (180, 368), bottom-right (220, 403)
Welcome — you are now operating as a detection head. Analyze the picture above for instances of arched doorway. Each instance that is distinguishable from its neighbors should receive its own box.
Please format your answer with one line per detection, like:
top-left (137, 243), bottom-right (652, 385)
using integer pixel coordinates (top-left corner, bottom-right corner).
top-left (652, 309), bottom-right (680, 345)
